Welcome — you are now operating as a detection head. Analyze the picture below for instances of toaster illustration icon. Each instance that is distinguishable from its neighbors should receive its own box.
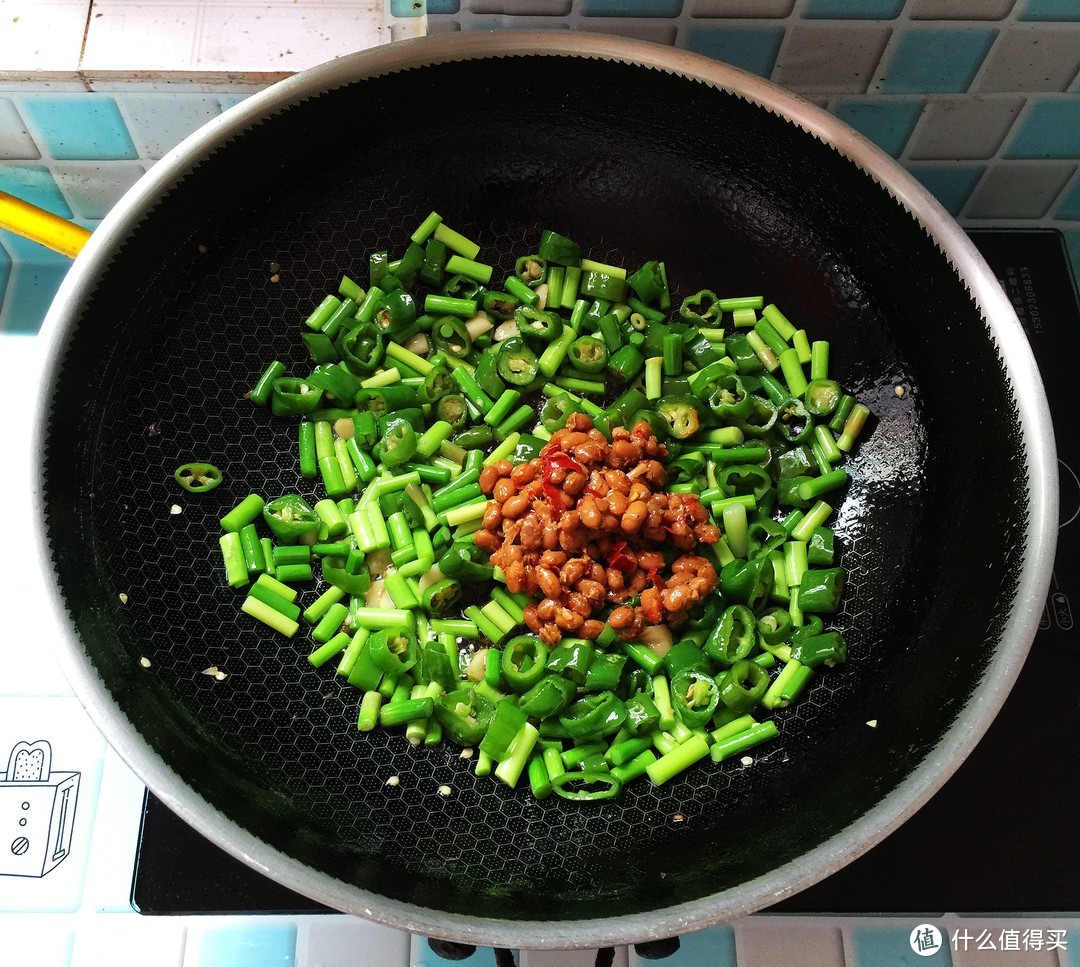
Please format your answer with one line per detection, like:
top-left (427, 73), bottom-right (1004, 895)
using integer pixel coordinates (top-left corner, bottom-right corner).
top-left (0, 740), bottom-right (80, 877)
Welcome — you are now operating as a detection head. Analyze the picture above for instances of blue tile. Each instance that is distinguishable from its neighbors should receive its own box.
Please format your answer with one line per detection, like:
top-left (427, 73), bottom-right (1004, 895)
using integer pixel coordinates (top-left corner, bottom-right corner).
top-left (428, 0), bottom-right (461, 10)
top-left (583, 0), bottom-right (681, 13)
top-left (805, 0), bottom-right (904, 17)
top-left (0, 241), bottom-right (71, 335)
top-left (199, 923), bottom-right (297, 967)
top-left (655, 926), bottom-right (737, 965)
top-left (1057, 173), bottom-right (1080, 219)
top-left (832, 99), bottom-right (924, 156)
top-left (0, 164), bottom-right (72, 218)
top-left (905, 163), bottom-right (985, 214)
top-left (852, 926), bottom-right (953, 965)
top-left (1006, 98), bottom-right (1080, 158)
top-left (117, 94), bottom-right (220, 160)
top-left (0, 236), bottom-right (9, 309)
top-left (0, 97), bottom-right (40, 160)
top-left (1019, 0), bottom-right (1080, 19)
top-left (391, 0), bottom-right (425, 14)
top-left (683, 26), bottom-right (785, 77)
top-left (16, 95), bottom-right (137, 161)
top-left (217, 94), bottom-right (252, 112)
top-left (880, 27), bottom-right (996, 93)
top-left (1064, 927), bottom-right (1080, 967)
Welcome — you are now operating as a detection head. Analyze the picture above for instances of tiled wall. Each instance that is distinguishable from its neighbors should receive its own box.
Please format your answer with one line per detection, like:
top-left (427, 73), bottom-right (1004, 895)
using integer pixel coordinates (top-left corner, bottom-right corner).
top-left (0, 0), bottom-right (1078, 333)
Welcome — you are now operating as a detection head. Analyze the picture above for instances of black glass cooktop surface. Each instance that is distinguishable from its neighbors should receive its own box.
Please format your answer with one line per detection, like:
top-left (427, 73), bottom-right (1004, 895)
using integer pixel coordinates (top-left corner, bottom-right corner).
top-left (132, 230), bottom-right (1079, 917)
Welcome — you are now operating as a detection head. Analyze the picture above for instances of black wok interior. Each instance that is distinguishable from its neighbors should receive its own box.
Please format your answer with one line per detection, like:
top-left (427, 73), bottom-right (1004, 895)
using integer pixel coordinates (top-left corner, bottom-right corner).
top-left (42, 55), bottom-right (1026, 924)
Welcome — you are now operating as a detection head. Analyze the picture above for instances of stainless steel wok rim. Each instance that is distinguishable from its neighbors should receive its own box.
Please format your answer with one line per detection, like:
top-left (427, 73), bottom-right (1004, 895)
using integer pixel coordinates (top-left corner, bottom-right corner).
top-left (33, 31), bottom-right (1058, 949)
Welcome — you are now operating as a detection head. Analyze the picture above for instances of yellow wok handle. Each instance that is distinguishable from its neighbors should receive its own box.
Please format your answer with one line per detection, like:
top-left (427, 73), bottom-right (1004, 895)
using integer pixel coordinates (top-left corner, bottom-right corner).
top-left (0, 188), bottom-right (91, 259)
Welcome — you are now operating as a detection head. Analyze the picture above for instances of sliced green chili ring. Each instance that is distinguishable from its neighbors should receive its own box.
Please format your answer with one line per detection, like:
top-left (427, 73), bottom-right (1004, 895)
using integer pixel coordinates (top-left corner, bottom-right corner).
top-left (518, 674), bottom-right (577, 720)
top-left (657, 396), bottom-right (703, 439)
top-left (704, 604), bottom-right (757, 664)
top-left (567, 335), bottom-right (609, 374)
top-left (501, 635), bottom-right (550, 693)
top-left (627, 260), bottom-right (665, 304)
top-left (718, 558), bottom-right (774, 609)
top-left (421, 578), bottom-right (462, 615)
top-left (545, 640), bottom-right (594, 685)
top-left (805, 378), bottom-right (842, 417)
top-left (174, 462), bottom-right (222, 493)
top-left (515, 306), bottom-right (563, 343)
top-left (623, 693), bottom-right (661, 735)
top-left (757, 607), bottom-right (794, 645)
top-left (496, 337), bottom-right (539, 387)
top-left (558, 692), bottom-right (627, 741)
top-left (434, 688), bottom-right (495, 746)
top-left (270, 377), bottom-right (324, 416)
top-left (373, 289), bottom-right (418, 339)
top-left (262, 494), bottom-right (320, 543)
top-left (551, 772), bottom-right (622, 801)
top-left (679, 289), bottom-right (721, 326)
top-left (432, 315), bottom-right (473, 358)
top-left (718, 659), bottom-right (770, 712)
top-left (583, 652), bottom-right (627, 693)
top-left (367, 627), bottom-right (419, 676)
top-left (718, 464), bottom-right (773, 503)
top-left (734, 395), bottom-right (778, 437)
top-left (419, 365), bottom-right (455, 404)
top-left (482, 290), bottom-right (520, 320)
top-left (791, 630), bottom-right (847, 667)
top-left (705, 373), bottom-right (752, 422)
top-left (374, 417), bottom-right (418, 467)
top-left (435, 394), bottom-right (470, 430)
top-left (776, 397), bottom-right (813, 444)
top-left (540, 392), bottom-right (582, 432)
top-left (339, 325), bottom-right (385, 375)
top-left (670, 669), bottom-right (721, 728)
top-left (438, 542), bottom-right (495, 582)
top-left (581, 270), bottom-right (628, 303)
top-left (514, 254), bottom-right (548, 287)
top-left (321, 555), bottom-right (370, 596)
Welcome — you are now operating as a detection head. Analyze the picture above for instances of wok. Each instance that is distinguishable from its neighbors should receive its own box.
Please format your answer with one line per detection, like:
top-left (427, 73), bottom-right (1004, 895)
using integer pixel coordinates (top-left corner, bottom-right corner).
top-left (33, 32), bottom-right (1057, 948)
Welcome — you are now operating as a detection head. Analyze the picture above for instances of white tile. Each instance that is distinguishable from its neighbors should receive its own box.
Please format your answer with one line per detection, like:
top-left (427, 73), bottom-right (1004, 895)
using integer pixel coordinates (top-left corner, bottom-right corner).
top-left (0, 916), bottom-right (74, 966)
top-left (301, 915), bottom-right (411, 967)
top-left (79, 745), bottom-right (146, 913)
top-left (0, 97), bottom-right (41, 159)
top-left (965, 161), bottom-right (1076, 218)
top-left (521, 948), bottom-right (628, 967)
top-left (82, 0), bottom-right (389, 75)
top-left (0, 0), bottom-right (91, 75)
top-left (735, 918), bottom-right (844, 967)
top-left (71, 916), bottom-right (186, 967)
top-left (0, 698), bottom-right (107, 911)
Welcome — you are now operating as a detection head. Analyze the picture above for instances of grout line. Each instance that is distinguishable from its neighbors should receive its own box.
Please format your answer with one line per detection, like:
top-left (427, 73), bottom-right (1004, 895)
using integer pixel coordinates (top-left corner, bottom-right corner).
top-left (76, 0), bottom-right (97, 92)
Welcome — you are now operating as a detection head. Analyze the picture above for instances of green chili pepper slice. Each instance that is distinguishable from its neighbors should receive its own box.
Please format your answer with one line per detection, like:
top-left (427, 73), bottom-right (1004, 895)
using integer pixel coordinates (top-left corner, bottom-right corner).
top-left (419, 365), bottom-right (455, 404)
top-left (797, 567), bottom-right (845, 613)
top-left (624, 693), bottom-right (661, 734)
top-left (432, 315), bottom-right (473, 358)
top-left (438, 541), bottom-right (494, 582)
top-left (482, 290), bottom-right (520, 321)
top-left (496, 337), bottom-right (539, 386)
top-left (501, 635), bottom-right (550, 693)
top-left (374, 417), bottom-right (418, 467)
top-left (718, 558), bottom-right (774, 609)
top-left (704, 604), bottom-right (757, 664)
top-left (545, 640), bottom-right (594, 685)
top-left (777, 397), bottom-right (813, 443)
top-left (515, 306), bottom-right (563, 343)
top-left (558, 692), bottom-right (627, 741)
top-left (262, 494), bottom-right (320, 543)
top-left (538, 230), bottom-right (581, 267)
top-left (435, 393), bottom-right (470, 431)
top-left (421, 577), bottom-right (461, 615)
top-left (515, 254), bottom-right (547, 286)
top-left (568, 335), bottom-right (608, 374)
top-left (338, 325), bottom-right (385, 375)
top-left (434, 688), bottom-right (495, 746)
top-left (805, 378), bottom-right (842, 417)
top-left (366, 627), bottom-right (419, 676)
top-left (680, 289), bottom-right (721, 326)
top-left (717, 659), bottom-right (770, 712)
top-left (657, 396), bottom-right (703, 439)
top-left (671, 669), bottom-right (720, 728)
top-left (791, 630), bottom-right (847, 667)
top-left (518, 674), bottom-right (577, 720)
top-left (374, 289), bottom-right (418, 339)
top-left (174, 462), bottom-right (222, 493)
top-left (551, 771), bottom-right (622, 801)
top-left (718, 465), bottom-right (773, 503)
top-left (270, 377), bottom-right (324, 416)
